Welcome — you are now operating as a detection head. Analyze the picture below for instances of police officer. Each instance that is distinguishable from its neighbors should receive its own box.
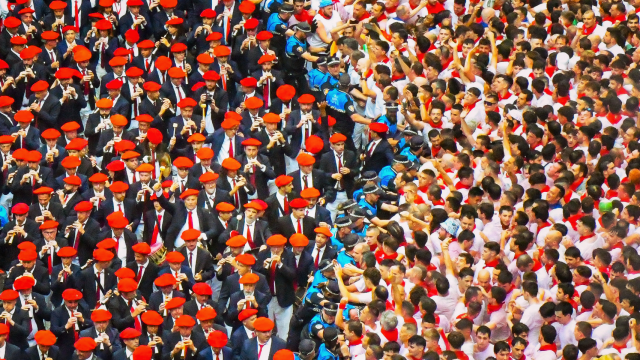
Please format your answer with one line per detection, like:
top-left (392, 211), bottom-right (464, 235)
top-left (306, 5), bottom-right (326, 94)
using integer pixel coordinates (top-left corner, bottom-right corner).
top-left (352, 172), bottom-right (379, 203)
top-left (267, 3), bottom-right (295, 56)
top-left (306, 260), bottom-right (337, 299)
top-left (379, 155), bottom-right (410, 190)
top-left (336, 233), bottom-right (358, 267)
top-left (349, 208), bottom-right (368, 237)
top-left (330, 217), bottom-right (352, 251)
top-left (334, 199), bottom-right (357, 220)
top-left (399, 136), bottom-right (426, 163)
top-left (325, 74), bottom-right (370, 152)
top-left (296, 340), bottom-right (316, 360)
top-left (319, 57), bottom-right (341, 98)
top-left (358, 184), bottom-right (383, 219)
top-left (287, 279), bottom-right (340, 350)
top-left (282, 22), bottom-right (320, 95)
top-left (316, 327), bottom-right (342, 360)
top-left (397, 127), bottom-right (419, 153)
top-left (376, 102), bottom-right (400, 136)
top-left (302, 302), bottom-right (338, 348)
top-left (309, 57), bottom-right (330, 99)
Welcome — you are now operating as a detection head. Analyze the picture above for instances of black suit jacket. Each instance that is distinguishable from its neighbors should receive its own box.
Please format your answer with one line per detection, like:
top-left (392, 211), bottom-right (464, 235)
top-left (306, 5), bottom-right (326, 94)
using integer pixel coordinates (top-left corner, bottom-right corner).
top-left (15, 292), bottom-right (51, 333)
top-left (64, 216), bottom-right (101, 266)
top-left (79, 326), bottom-right (122, 360)
top-left (0, 218), bottom-right (43, 271)
top-left (126, 260), bottom-right (160, 301)
top-left (216, 271), bottom-right (270, 317)
top-left (239, 336), bottom-right (286, 360)
top-left (28, 200), bottom-right (65, 224)
top-left (225, 290), bottom-right (269, 329)
top-left (148, 290), bottom-right (185, 314)
top-left (96, 198), bottom-right (140, 230)
top-left (305, 242), bottom-right (338, 268)
top-left (191, 86), bottom-right (228, 129)
top-left (236, 153), bottom-right (276, 199)
top-left (275, 215), bottom-right (316, 241)
top-left (162, 329), bottom-right (206, 360)
top-left (106, 293), bottom-right (146, 331)
top-left (0, 342), bottom-right (22, 360)
top-left (284, 109), bottom-right (322, 156)
top-left (222, 217), bottom-right (271, 250)
top-left (50, 303), bottom-right (93, 358)
top-left (287, 169), bottom-right (332, 201)
top-left (97, 229), bottom-right (137, 263)
top-left (362, 139), bottom-right (394, 174)
top-left (50, 263), bottom-right (81, 307)
top-left (50, 84), bottom-right (87, 127)
top-left (255, 249), bottom-right (296, 308)
top-left (10, 125), bottom-right (40, 151)
top-left (178, 246), bottom-right (215, 282)
top-left (27, 93), bottom-right (61, 133)
top-left (318, 149), bottom-right (359, 202)
top-left (9, 62), bottom-right (47, 112)
top-left (10, 166), bottom-right (55, 205)
top-left (142, 209), bottom-right (172, 248)
top-left (155, 194), bottom-right (216, 252)
top-left (26, 344), bottom-right (60, 360)
top-left (5, 263), bottom-right (51, 295)
top-left (73, 265), bottom-right (117, 310)
top-left (251, 128), bottom-right (292, 177)
top-left (196, 188), bottom-right (232, 213)
top-left (1, 306), bottom-right (30, 350)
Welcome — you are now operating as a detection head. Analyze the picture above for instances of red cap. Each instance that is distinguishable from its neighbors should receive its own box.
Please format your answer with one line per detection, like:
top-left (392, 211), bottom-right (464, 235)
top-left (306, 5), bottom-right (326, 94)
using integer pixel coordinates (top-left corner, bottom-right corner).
top-left (238, 309), bottom-right (258, 321)
top-left (133, 346), bottom-right (153, 360)
top-left (93, 248), bottom-right (115, 262)
top-left (18, 250), bottom-right (38, 261)
top-left (74, 338), bottom-right (97, 351)
top-left (117, 278), bottom-right (138, 293)
top-left (179, 189), bottom-right (200, 200)
top-left (256, 31), bottom-right (273, 41)
top-left (297, 153), bottom-right (316, 166)
top-left (62, 288), bottom-right (83, 301)
top-left (141, 311), bottom-right (164, 325)
top-left (289, 198), bottom-right (309, 208)
top-left (181, 229), bottom-right (201, 241)
top-left (238, 0), bottom-right (255, 13)
top-left (275, 175), bottom-right (293, 187)
top-left (132, 242), bottom-right (151, 255)
top-left (91, 309), bottom-right (112, 322)
top-left (244, 18), bottom-right (259, 29)
top-left (63, 175), bottom-right (82, 186)
top-left (240, 77), bottom-right (257, 88)
top-left (276, 84), bottom-right (295, 101)
top-left (39, 220), bottom-right (59, 230)
top-left (221, 158), bottom-right (241, 171)
top-left (165, 297), bottom-right (186, 310)
top-left (34, 330), bottom-right (56, 346)
top-left (213, 46), bottom-right (231, 57)
top-left (165, 251), bottom-right (185, 263)
top-left (207, 330), bottom-right (228, 348)
top-left (193, 282), bottom-right (213, 296)
top-left (175, 315), bottom-right (196, 327)
top-left (12, 203), bottom-right (29, 215)
top-left (253, 317), bottom-right (275, 332)
top-left (154, 273), bottom-right (177, 287)
top-left (57, 247), bottom-right (78, 258)
top-left (31, 80), bottom-right (49, 92)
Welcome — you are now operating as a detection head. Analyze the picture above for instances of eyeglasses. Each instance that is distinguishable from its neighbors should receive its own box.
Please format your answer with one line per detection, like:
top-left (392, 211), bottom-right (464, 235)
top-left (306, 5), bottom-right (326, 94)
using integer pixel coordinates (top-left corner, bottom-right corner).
top-left (485, 101), bottom-right (496, 106)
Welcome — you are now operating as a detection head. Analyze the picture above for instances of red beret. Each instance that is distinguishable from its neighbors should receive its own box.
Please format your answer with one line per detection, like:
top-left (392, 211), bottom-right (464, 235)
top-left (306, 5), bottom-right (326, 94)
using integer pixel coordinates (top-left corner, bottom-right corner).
top-left (41, 128), bottom-right (61, 139)
top-left (300, 187), bottom-right (321, 198)
top-left (266, 234), bottom-right (287, 246)
top-left (296, 153), bottom-right (316, 166)
top-left (242, 138), bottom-right (262, 147)
top-left (19, 250), bottom-right (38, 261)
top-left (199, 172), bottom-right (219, 183)
top-left (62, 288), bottom-right (83, 301)
top-left (226, 235), bottom-right (247, 247)
top-left (275, 175), bottom-right (293, 187)
top-left (166, 18), bottom-right (184, 26)
top-left (106, 160), bottom-right (125, 172)
top-left (34, 330), bottom-right (56, 346)
top-left (173, 157), bottom-right (194, 169)
top-left (14, 110), bottom-right (33, 123)
top-left (257, 54), bottom-right (276, 64)
top-left (289, 198), bottom-right (309, 209)
top-left (93, 248), bottom-right (115, 262)
top-left (38, 220), bottom-right (59, 230)
top-left (244, 18), bottom-right (259, 29)
top-left (253, 317), bottom-right (275, 332)
top-left (0, 96), bottom-right (14, 107)
top-left (63, 175), bottom-right (82, 186)
top-left (30, 80), bottom-right (48, 92)
top-left (13, 275), bottom-right (35, 290)
top-left (239, 273), bottom-right (259, 284)
top-left (141, 311), bottom-right (164, 325)
top-left (203, 70), bottom-right (220, 81)
top-left (193, 282), bottom-right (213, 296)
top-left (132, 242), bottom-right (151, 255)
top-left (12, 203), bottom-right (29, 214)
top-left (207, 330), bottom-right (228, 348)
top-left (165, 297), bottom-right (186, 310)
top-left (154, 273), bottom-right (177, 287)
top-left (329, 133), bottom-right (347, 144)
top-left (256, 31), bottom-right (273, 41)
top-left (179, 189), bottom-right (199, 200)
top-left (57, 246), bottom-right (77, 258)
top-left (276, 84), bottom-right (295, 101)
top-left (175, 315), bottom-right (196, 327)
top-left (117, 278), bottom-right (138, 293)
top-left (238, 309), bottom-right (258, 321)
top-left (221, 158), bottom-right (241, 171)
top-left (133, 346), bottom-right (153, 360)
top-left (369, 122), bottom-right (389, 133)
top-left (91, 309), bottom-right (112, 322)
top-left (0, 290), bottom-right (19, 301)
top-left (201, 9), bottom-right (216, 17)
top-left (235, 254), bottom-right (255, 266)
top-left (274, 350), bottom-right (295, 360)
top-left (240, 77), bottom-right (257, 87)
top-left (315, 227), bottom-right (333, 237)
top-left (74, 338), bottom-right (97, 352)
top-left (74, 201), bottom-right (93, 212)
top-left (115, 267), bottom-right (136, 279)
top-left (216, 202), bottom-right (235, 212)
top-left (213, 46), bottom-right (231, 57)
top-left (181, 229), bottom-right (201, 241)
top-left (305, 135), bottom-right (324, 154)
top-left (238, 0), bottom-right (255, 13)
top-left (165, 251), bottom-right (185, 263)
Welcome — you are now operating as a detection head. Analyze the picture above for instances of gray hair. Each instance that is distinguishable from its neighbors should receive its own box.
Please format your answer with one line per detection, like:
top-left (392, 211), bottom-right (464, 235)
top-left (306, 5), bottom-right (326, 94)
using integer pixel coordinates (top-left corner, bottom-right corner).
top-left (380, 310), bottom-right (399, 331)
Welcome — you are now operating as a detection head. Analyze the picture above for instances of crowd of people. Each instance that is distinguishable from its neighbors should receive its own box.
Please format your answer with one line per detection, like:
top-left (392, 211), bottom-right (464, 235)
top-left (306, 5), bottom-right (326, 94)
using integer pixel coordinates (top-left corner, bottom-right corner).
top-left (0, 0), bottom-right (637, 359)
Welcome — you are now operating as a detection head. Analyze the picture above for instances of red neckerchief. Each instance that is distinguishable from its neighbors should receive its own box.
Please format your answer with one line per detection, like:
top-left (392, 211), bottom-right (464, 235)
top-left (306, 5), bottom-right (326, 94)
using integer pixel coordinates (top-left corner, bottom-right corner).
top-left (418, 186), bottom-right (429, 193)
top-left (375, 248), bottom-right (398, 263)
top-left (431, 199), bottom-right (445, 206)
top-left (362, 69), bottom-right (373, 80)
top-left (617, 87), bottom-right (628, 96)
top-left (545, 262), bottom-right (554, 273)
top-left (532, 260), bottom-right (543, 272)
top-left (569, 177), bottom-right (584, 191)
top-left (579, 234), bottom-right (595, 242)
top-left (464, 98), bottom-right (481, 112)
top-left (578, 306), bottom-right (592, 315)
top-left (431, 146), bottom-right (441, 157)
top-left (498, 91), bottom-right (513, 101)
top-left (612, 344), bottom-right (627, 353)
top-left (539, 344), bottom-right (557, 353)
top-left (611, 241), bottom-right (623, 250)
top-left (379, 56), bottom-right (390, 64)
top-left (385, 5), bottom-right (397, 13)
top-left (454, 7), bottom-right (465, 16)
top-left (574, 277), bottom-right (590, 286)
top-left (484, 259), bottom-right (499, 268)
top-left (536, 222), bottom-right (551, 236)
top-left (566, 213), bottom-right (583, 231)
top-left (293, 10), bottom-right (311, 22)
top-left (425, 2), bottom-right (444, 13)
top-left (369, 243), bottom-right (377, 252)
top-left (487, 302), bottom-right (504, 314)
top-left (556, 96), bottom-right (569, 105)
top-left (391, 74), bottom-right (406, 81)
top-left (545, 66), bottom-right (556, 77)
top-left (349, 337), bottom-right (364, 346)
top-left (318, 10), bottom-right (331, 19)
top-left (454, 351), bottom-right (470, 360)
top-left (375, 13), bottom-right (387, 21)
top-left (456, 313), bottom-right (470, 320)
top-left (455, 182), bottom-right (470, 190)
top-left (582, 24), bottom-right (597, 35)
top-left (539, 185), bottom-right (550, 193)
top-left (606, 112), bottom-right (622, 124)
top-left (380, 328), bottom-right (399, 342)
top-left (357, 12), bottom-right (370, 21)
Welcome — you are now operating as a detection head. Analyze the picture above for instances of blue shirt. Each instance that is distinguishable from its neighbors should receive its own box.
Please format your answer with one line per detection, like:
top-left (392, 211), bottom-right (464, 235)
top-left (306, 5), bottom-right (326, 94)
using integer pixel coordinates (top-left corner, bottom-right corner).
top-left (336, 249), bottom-right (356, 267)
top-left (379, 165), bottom-right (397, 189)
top-left (358, 198), bottom-right (377, 219)
top-left (317, 344), bottom-right (340, 360)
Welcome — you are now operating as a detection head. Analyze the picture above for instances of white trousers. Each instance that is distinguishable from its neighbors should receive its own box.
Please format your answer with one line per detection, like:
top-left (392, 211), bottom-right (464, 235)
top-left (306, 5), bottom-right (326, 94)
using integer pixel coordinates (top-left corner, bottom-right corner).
top-left (326, 191), bottom-right (348, 222)
top-left (268, 297), bottom-right (292, 341)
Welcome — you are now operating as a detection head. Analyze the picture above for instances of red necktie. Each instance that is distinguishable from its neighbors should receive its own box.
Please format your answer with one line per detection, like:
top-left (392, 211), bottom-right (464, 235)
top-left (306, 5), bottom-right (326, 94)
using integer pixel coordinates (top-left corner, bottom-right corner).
top-left (232, 180), bottom-right (240, 206)
top-left (73, 229), bottom-right (80, 250)
top-left (176, 87), bottom-right (183, 101)
top-left (118, 203), bottom-right (123, 214)
top-left (264, 78), bottom-right (270, 108)
top-left (269, 261), bottom-right (276, 293)
top-left (228, 138), bottom-right (234, 158)
top-left (101, 43), bottom-right (106, 68)
top-left (130, 300), bottom-right (142, 331)
top-left (50, 51), bottom-right (54, 62)
top-left (250, 164), bottom-right (256, 186)
top-left (303, 175), bottom-right (308, 189)
top-left (47, 254), bottom-right (53, 275)
top-left (368, 142), bottom-right (376, 157)
top-left (136, 265), bottom-right (143, 282)
top-left (284, 197), bottom-right (289, 214)
top-left (145, 59), bottom-right (150, 71)
top-left (188, 211), bottom-right (194, 229)
top-left (258, 344), bottom-right (265, 360)
top-left (82, 70), bottom-right (90, 95)
top-left (246, 224), bottom-right (254, 248)
top-left (297, 219), bottom-right (302, 234)
top-left (314, 248), bottom-right (321, 268)
top-left (151, 215), bottom-right (161, 245)
top-left (96, 271), bottom-right (101, 296)
top-left (189, 252), bottom-right (193, 268)
top-left (74, 1), bottom-right (79, 27)
top-left (221, 73), bottom-right (227, 90)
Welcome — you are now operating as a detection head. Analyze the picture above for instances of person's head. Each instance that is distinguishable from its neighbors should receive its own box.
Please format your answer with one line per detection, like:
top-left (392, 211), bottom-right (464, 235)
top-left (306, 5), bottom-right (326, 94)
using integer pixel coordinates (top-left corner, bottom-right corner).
top-left (494, 341), bottom-right (511, 360)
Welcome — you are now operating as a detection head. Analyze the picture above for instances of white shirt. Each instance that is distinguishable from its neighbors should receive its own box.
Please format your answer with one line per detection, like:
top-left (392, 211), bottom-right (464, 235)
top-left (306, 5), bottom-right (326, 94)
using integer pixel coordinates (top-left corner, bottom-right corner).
top-left (257, 339), bottom-right (272, 360)
top-left (275, 192), bottom-right (287, 216)
top-left (187, 249), bottom-right (197, 276)
top-left (112, 230), bottom-right (127, 266)
top-left (290, 214), bottom-right (303, 234)
top-left (176, 209), bottom-right (201, 248)
top-left (300, 171), bottom-right (313, 190)
top-left (135, 259), bottom-right (149, 280)
top-left (311, 245), bottom-right (325, 263)
top-left (216, 135), bottom-right (235, 163)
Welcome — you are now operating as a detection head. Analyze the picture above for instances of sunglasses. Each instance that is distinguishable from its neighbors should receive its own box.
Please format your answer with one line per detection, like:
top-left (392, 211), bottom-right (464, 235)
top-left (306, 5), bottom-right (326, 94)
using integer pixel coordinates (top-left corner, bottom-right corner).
top-left (485, 101), bottom-right (496, 106)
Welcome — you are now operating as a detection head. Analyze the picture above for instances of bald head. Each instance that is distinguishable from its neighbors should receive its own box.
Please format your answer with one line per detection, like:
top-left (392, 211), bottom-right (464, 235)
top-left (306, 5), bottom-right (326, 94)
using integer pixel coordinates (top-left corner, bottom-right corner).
top-left (545, 230), bottom-right (562, 248)
top-left (477, 269), bottom-right (490, 283)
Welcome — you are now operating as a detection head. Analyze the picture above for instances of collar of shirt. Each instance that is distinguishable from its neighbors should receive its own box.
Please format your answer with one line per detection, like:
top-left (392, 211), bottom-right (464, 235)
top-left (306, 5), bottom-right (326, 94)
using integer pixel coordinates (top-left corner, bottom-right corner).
top-left (94, 264), bottom-right (103, 274)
